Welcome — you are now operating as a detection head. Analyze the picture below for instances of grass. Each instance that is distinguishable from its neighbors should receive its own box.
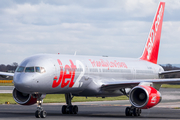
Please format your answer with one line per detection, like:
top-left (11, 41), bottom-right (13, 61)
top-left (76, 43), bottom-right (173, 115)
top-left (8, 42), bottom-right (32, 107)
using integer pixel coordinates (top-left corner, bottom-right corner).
top-left (0, 83), bottom-right (14, 86)
top-left (1, 83), bottom-right (180, 104)
top-left (0, 93), bottom-right (128, 104)
top-left (161, 84), bottom-right (180, 89)
top-left (44, 94), bottom-right (128, 103)
top-left (0, 93), bottom-right (16, 104)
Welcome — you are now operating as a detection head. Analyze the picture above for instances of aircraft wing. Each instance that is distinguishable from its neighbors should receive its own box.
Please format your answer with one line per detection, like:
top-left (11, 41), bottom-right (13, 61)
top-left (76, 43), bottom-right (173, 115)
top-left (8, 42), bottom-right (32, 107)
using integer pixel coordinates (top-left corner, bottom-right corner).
top-left (0, 72), bottom-right (14, 77)
top-left (100, 78), bottom-right (180, 91)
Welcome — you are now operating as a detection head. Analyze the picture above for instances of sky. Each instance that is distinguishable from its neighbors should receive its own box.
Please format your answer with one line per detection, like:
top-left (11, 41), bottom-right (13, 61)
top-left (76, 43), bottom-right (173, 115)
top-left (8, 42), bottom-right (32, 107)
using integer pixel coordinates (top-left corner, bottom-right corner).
top-left (0, 0), bottom-right (180, 65)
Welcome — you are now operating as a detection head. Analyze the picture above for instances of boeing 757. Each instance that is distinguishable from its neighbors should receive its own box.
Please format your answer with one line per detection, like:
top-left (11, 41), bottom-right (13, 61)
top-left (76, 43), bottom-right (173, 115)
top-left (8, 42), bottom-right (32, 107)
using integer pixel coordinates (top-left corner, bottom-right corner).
top-left (1, 2), bottom-right (180, 118)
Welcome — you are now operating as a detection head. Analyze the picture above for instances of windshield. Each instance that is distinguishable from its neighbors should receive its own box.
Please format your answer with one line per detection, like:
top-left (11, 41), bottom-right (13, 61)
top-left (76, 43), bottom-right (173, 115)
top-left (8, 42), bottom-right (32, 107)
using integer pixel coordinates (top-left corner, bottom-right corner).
top-left (35, 67), bottom-right (46, 73)
top-left (16, 66), bottom-right (25, 72)
top-left (16, 66), bottom-right (46, 73)
top-left (25, 67), bottom-right (35, 72)
top-left (35, 67), bottom-right (41, 72)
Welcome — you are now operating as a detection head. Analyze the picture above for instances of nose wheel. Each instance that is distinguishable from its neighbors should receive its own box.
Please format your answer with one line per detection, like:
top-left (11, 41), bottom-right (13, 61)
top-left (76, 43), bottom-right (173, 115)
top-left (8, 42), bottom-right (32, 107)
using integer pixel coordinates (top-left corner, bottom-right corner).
top-left (35, 110), bottom-right (47, 118)
top-left (61, 93), bottom-right (78, 114)
top-left (34, 94), bottom-right (47, 118)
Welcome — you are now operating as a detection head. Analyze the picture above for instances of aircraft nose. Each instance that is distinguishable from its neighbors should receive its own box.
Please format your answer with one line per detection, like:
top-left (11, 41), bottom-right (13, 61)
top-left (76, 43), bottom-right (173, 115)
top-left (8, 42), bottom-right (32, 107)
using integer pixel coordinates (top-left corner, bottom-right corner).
top-left (13, 73), bottom-right (32, 93)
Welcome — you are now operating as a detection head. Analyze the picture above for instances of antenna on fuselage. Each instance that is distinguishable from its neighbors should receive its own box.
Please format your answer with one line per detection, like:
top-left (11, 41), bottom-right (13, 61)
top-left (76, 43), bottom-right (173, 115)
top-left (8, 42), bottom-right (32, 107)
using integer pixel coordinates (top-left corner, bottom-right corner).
top-left (74, 51), bottom-right (77, 56)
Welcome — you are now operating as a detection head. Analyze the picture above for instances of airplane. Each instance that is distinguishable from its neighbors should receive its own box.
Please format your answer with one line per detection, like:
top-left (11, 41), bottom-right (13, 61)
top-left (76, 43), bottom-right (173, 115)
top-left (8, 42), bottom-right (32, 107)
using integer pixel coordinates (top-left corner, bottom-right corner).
top-left (1, 1), bottom-right (180, 118)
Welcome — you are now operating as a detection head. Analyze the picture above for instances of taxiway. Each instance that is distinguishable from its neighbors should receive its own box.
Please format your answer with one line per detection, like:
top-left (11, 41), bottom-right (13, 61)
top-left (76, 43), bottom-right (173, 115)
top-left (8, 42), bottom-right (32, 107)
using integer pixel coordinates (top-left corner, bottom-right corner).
top-left (0, 87), bottom-right (180, 120)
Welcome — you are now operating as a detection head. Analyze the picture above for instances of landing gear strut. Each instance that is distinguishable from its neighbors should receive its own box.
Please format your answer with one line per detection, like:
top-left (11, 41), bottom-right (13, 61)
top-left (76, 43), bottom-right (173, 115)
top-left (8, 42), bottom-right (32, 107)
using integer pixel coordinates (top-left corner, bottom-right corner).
top-left (61, 93), bottom-right (78, 114)
top-left (35, 94), bottom-right (47, 118)
top-left (119, 89), bottom-right (142, 117)
top-left (125, 106), bottom-right (141, 116)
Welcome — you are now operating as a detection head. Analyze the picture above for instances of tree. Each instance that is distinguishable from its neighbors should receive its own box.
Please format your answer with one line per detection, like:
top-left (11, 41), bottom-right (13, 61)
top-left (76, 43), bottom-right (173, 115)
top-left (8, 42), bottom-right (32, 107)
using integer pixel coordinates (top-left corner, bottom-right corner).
top-left (0, 62), bottom-right (18, 80)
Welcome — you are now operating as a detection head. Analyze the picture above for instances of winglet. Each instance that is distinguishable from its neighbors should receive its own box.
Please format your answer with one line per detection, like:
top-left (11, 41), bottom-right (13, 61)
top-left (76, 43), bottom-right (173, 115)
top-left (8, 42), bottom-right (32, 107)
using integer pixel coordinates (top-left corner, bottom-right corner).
top-left (140, 2), bottom-right (165, 64)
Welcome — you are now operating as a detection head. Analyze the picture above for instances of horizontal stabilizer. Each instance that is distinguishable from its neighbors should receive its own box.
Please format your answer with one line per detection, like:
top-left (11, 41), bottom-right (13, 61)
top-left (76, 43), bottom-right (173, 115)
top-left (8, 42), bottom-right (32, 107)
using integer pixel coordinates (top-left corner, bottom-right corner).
top-left (159, 70), bottom-right (180, 75)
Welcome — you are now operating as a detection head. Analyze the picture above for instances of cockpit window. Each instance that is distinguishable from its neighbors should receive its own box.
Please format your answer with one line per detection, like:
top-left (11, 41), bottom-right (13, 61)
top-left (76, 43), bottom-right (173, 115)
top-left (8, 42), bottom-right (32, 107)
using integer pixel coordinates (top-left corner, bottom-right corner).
top-left (16, 66), bottom-right (25, 72)
top-left (25, 67), bottom-right (35, 72)
top-left (35, 67), bottom-right (41, 73)
top-left (16, 66), bottom-right (45, 73)
top-left (41, 67), bottom-right (46, 73)
top-left (35, 67), bottom-right (46, 73)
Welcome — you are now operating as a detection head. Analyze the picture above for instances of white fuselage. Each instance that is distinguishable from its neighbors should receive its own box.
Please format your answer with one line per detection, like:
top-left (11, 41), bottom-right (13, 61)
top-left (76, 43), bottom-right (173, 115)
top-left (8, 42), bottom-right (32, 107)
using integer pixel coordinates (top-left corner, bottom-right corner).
top-left (13, 54), bottom-right (164, 97)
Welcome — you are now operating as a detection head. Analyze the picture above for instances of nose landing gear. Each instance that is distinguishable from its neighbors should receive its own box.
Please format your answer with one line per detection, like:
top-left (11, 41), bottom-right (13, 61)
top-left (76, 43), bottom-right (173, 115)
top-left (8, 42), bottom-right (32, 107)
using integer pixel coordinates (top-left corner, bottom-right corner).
top-left (34, 94), bottom-right (47, 118)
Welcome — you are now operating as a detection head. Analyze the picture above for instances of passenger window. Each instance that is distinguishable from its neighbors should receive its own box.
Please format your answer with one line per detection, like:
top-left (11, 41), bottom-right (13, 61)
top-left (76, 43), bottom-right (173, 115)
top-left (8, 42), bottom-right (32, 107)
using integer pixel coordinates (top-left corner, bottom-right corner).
top-left (16, 66), bottom-right (25, 72)
top-left (25, 67), bottom-right (35, 72)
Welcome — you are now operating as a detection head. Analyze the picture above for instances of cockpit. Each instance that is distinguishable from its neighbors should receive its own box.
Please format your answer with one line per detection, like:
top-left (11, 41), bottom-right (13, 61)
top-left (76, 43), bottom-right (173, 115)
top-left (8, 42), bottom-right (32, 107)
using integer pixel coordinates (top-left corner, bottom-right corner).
top-left (16, 66), bottom-right (46, 73)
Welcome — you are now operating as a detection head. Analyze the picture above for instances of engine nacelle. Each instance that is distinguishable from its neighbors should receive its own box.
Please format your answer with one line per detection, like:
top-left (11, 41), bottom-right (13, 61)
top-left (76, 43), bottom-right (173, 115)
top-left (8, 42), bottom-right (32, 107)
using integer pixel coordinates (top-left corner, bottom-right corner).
top-left (129, 85), bottom-right (161, 109)
top-left (13, 88), bottom-right (37, 105)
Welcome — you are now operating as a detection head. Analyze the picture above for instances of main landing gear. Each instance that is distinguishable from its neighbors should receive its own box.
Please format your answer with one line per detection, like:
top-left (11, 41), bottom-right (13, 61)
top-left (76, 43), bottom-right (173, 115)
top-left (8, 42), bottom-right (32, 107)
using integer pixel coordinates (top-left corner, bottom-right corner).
top-left (125, 106), bottom-right (141, 116)
top-left (61, 93), bottom-right (78, 114)
top-left (35, 94), bottom-right (47, 118)
top-left (120, 88), bottom-right (141, 117)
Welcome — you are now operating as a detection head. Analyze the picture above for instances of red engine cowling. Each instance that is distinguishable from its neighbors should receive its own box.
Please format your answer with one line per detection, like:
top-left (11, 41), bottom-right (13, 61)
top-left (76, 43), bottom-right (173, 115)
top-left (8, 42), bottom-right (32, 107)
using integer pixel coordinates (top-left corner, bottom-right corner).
top-left (13, 88), bottom-right (37, 105)
top-left (129, 85), bottom-right (161, 109)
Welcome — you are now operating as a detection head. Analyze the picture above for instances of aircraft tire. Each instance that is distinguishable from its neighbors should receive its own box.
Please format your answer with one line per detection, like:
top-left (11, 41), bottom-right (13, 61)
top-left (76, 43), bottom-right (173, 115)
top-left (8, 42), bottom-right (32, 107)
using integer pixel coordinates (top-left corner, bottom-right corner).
top-left (73, 105), bottom-right (78, 114)
top-left (40, 110), bottom-right (47, 118)
top-left (62, 105), bottom-right (67, 114)
top-left (133, 108), bottom-right (138, 116)
top-left (125, 107), bottom-right (130, 116)
top-left (35, 110), bottom-right (41, 118)
top-left (137, 108), bottom-right (141, 116)
top-left (68, 105), bottom-right (73, 114)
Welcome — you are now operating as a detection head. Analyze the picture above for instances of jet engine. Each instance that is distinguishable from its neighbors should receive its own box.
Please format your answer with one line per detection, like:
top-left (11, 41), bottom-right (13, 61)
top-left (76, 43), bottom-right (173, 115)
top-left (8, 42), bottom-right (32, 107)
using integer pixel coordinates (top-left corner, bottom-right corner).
top-left (129, 85), bottom-right (161, 109)
top-left (13, 88), bottom-right (37, 105)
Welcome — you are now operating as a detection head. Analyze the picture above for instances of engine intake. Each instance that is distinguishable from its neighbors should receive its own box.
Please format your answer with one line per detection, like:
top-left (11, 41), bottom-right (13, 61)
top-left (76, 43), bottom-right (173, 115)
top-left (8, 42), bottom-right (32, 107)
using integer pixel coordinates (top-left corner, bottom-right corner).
top-left (13, 88), bottom-right (37, 105)
top-left (129, 85), bottom-right (161, 109)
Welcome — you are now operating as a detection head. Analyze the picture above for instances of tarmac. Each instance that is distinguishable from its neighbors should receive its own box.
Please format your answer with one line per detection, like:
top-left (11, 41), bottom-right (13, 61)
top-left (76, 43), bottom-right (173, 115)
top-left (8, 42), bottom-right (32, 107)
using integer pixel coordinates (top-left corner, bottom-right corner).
top-left (0, 86), bottom-right (14, 93)
top-left (0, 87), bottom-right (180, 120)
